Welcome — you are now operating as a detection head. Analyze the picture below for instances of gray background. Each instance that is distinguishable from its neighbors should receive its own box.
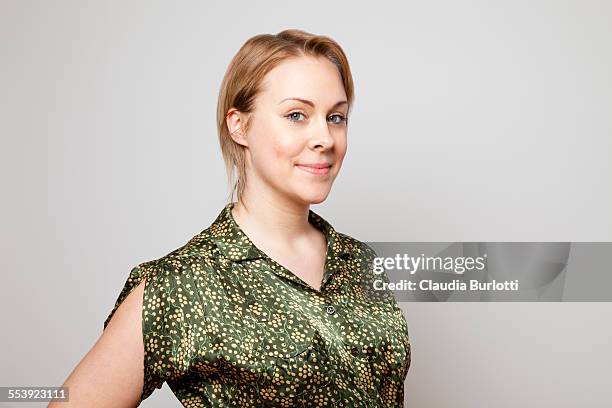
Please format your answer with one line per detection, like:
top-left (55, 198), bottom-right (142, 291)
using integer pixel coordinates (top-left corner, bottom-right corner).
top-left (1, 0), bottom-right (611, 407)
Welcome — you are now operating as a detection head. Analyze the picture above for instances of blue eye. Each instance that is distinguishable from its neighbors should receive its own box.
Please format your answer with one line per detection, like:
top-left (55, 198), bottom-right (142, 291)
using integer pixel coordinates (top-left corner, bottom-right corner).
top-left (329, 114), bottom-right (347, 125)
top-left (285, 112), bottom-right (348, 125)
top-left (286, 112), bottom-right (306, 122)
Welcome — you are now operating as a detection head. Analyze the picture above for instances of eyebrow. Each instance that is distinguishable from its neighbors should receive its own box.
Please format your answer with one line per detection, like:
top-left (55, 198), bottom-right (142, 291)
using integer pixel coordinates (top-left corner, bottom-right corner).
top-left (279, 97), bottom-right (348, 109)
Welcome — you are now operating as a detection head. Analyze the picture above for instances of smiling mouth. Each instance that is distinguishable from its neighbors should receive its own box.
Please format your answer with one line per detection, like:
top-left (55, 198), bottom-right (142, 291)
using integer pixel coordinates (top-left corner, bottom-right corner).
top-left (295, 164), bottom-right (332, 175)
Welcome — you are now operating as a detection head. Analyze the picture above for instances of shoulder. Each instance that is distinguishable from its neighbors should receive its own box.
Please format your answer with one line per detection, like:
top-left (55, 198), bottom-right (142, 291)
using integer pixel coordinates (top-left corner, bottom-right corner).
top-left (158, 226), bottom-right (217, 260)
top-left (134, 227), bottom-right (233, 299)
top-left (333, 230), bottom-right (395, 302)
top-left (332, 229), bottom-right (378, 261)
top-left (103, 227), bottom-right (218, 332)
top-left (107, 228), bottom-right (218, 305)
top-left (145, 226), bottom-right (221, 271)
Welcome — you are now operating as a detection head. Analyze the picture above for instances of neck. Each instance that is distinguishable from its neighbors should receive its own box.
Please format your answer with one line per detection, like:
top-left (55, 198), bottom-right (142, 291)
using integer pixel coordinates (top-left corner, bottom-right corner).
top-left (231, 186), bottom-right (316, 245)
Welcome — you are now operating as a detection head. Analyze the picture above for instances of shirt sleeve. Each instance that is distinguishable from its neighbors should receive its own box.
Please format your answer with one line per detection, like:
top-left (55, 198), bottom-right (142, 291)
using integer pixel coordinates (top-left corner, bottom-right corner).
top-left (103, 259), bottom-right (195, 404)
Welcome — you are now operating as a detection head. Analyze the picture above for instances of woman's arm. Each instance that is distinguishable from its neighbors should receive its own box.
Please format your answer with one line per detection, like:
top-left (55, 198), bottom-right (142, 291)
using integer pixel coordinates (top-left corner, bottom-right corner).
top-left (48, 280), bottom-right (147, 408)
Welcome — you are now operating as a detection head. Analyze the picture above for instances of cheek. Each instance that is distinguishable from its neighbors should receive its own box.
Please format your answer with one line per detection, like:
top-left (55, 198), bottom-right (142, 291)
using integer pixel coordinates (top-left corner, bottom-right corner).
top-left (250, 121), bottom-right (303, 170)
top-left (340, 137), bottom-right (348, 154)
top-left (269, 127), bottom-right (304, 159)
top-left (272, 137), bottom-right (302, 158)
top-left (335, 136), bottom-right (348, 160)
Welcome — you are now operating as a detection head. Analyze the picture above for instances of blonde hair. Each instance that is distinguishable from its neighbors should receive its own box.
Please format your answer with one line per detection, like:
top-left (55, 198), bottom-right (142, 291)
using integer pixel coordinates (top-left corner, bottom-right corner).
top-left (216, 29), bottom-right (355, 204)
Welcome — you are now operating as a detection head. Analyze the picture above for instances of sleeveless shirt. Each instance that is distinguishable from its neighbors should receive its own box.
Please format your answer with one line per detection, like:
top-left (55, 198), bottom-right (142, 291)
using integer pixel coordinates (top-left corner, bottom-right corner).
top-left (103, 202), bottom-right (411, 407)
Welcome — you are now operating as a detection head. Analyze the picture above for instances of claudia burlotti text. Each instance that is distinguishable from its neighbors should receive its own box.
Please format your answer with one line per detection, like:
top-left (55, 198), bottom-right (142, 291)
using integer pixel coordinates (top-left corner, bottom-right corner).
top-left (371, 253), bottom-right (520, 291)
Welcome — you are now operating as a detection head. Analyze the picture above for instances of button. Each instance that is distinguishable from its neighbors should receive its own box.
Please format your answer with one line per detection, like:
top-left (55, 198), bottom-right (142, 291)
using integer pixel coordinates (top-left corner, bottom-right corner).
top-left (326, 305), bottom-right (336, 315)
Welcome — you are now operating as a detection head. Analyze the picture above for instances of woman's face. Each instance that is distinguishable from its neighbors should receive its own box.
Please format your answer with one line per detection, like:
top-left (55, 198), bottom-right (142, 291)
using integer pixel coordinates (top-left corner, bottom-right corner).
top-left (232, 55), bottom-right (349, 206)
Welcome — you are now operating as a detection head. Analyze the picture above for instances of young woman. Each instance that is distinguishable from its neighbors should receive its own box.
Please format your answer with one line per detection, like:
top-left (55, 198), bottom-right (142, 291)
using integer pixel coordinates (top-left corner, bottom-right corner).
top-left (51, 29), bottom-right (411, 408)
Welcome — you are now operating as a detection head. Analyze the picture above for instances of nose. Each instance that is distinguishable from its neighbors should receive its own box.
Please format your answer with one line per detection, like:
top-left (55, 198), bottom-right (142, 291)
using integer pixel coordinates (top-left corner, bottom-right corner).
top-left (309, 115), bottom-right (334, 150)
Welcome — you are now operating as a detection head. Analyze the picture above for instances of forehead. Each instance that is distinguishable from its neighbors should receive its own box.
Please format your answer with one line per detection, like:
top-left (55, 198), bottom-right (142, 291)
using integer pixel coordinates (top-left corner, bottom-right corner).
top-left (257, 55), bottom-right (346, 104)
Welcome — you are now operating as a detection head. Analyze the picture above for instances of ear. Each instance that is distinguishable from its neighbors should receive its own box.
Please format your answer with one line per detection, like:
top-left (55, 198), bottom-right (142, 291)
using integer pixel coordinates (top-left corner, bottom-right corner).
top-left (226, 108), bottom-right (249, 147)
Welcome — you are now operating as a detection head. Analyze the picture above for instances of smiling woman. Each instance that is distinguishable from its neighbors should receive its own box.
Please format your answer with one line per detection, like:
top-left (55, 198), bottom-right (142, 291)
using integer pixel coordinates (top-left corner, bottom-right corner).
top-left (51, 28), bottom-right (411, 408)
top-left (220, 44), bottom-right (352, 208)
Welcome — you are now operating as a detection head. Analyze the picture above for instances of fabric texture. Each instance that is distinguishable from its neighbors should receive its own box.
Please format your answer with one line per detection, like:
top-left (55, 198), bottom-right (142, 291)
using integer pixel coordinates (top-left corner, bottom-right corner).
top-left (103, 202), bottom-right (411, 407)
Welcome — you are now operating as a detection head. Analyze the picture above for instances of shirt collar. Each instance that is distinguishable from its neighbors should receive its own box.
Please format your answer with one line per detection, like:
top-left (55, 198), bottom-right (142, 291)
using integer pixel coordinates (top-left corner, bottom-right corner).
top-left (209, 202), bottom-right (354, 263)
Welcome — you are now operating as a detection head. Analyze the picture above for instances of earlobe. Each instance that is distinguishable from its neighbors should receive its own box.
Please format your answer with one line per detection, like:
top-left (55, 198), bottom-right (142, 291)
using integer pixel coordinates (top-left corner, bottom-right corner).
top-left (226, 109), bottom-right (248, 147)
top-left (229, 126), bottom-right (248, 147)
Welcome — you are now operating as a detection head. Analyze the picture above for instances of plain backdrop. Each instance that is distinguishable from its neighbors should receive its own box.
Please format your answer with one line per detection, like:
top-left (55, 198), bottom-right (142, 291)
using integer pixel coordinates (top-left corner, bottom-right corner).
top-left (1, 0), bottom-right (611, 407)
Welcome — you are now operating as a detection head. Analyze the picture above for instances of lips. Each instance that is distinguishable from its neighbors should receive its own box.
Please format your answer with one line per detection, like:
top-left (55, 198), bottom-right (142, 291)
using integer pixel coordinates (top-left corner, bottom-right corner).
top-left (295, 163), bottom-right (332, 175)
top-left (295, 163), bottom-right (331, 169)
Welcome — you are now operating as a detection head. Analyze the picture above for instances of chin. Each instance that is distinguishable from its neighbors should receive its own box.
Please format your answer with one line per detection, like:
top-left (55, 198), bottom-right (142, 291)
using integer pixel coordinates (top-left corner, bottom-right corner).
top-left (293, 189), bottom-right (331, 205)
top-left (308, 196), bottom-right (327, 205)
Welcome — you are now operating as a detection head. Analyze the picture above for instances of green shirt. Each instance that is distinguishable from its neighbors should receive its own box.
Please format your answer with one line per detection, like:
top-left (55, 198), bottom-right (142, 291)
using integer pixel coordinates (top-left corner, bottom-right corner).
top-left (103, 202), bottom-right (411, 407)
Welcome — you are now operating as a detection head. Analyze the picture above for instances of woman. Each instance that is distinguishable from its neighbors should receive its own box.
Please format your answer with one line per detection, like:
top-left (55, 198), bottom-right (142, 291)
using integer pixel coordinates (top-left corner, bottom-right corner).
top-left (50, 29), bottom-right (411, 407)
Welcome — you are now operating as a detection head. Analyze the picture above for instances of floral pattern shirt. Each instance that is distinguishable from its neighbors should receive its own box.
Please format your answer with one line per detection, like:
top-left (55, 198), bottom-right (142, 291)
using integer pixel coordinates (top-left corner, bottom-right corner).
top-left (103, 202), bottom-right (411, 407)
